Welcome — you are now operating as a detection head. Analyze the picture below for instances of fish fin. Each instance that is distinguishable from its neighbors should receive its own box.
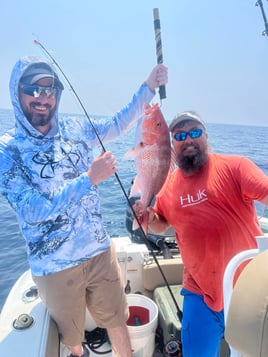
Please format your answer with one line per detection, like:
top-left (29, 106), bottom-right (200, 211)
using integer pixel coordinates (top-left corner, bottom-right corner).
top-left (141, 212), bottom-right (149, 235)
top-left (123, 147), bottom-right (136, 161)
top-left (158, 148), bottom-right (177, 197)
top-left (129, 176), bottom-right (141, 198)
top-left (170, 147), bottom-right (178, 171)
top-left (132, 216), bottom-right (148, 235)
top-left (132, 204), bottom-right (149, 236)
top-left (132, 218), bottom-right (140, 232)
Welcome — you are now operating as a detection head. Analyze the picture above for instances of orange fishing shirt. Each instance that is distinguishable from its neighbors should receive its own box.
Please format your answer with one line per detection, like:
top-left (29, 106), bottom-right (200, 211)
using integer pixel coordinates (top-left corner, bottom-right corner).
top-left (154, 153), bottom-right (268, 311)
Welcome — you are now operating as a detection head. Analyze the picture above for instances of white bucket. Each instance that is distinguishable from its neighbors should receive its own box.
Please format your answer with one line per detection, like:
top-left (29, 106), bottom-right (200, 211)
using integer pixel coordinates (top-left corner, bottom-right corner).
top-left (126, 293), bottom-right (158, 357)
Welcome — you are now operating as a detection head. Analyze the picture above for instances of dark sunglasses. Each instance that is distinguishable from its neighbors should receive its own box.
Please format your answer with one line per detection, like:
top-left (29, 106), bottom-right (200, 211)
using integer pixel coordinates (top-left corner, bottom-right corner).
top-left (173, 128), bottom-right (203, 141)
top-left (20, 84), bottom-right (58, 99)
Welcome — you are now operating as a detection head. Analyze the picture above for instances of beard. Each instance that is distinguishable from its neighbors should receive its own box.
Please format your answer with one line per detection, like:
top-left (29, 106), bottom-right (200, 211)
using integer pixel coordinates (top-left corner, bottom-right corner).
top-left (22, 102), bottom-right (56, 129)
top-left (177, 144), bottom-right (208, 175)
top-left (28, 113), bottom-right (52, 127)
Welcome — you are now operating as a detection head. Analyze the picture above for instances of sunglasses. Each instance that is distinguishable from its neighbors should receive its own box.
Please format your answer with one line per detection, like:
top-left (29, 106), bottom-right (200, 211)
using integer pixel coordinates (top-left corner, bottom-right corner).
top-left (173, 128), bottom-right (203, 141)
top-left (20, 84), bottom-right (58, 99)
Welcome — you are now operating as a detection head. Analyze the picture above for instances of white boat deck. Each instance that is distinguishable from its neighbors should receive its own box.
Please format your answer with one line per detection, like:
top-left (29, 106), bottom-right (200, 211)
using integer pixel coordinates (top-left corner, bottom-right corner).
top-left (1, 227), bottom-right (268, 357)
top-left (61, 343), bottom-right (113, 357)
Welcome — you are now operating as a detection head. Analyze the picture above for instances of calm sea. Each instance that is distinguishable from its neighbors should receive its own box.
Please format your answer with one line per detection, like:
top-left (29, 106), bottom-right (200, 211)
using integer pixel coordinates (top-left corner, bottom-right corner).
top-left (0, 108), bottom-right (268, 309)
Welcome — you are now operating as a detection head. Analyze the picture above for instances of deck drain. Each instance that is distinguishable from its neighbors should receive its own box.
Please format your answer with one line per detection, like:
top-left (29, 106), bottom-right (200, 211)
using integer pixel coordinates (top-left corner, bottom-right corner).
top-left (13, 313), bottom-right (34, 330)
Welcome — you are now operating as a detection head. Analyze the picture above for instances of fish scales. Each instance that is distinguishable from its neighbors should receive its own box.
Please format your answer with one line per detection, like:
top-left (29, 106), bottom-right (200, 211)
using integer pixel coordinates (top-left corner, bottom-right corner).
top-left (130, 103), bottom-right (171, 233)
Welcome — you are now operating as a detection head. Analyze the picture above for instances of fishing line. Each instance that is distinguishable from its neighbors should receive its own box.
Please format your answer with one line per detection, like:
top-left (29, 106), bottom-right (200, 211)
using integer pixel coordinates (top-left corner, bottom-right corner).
top-left (34, 39), bottom-right (182, 321)
top-left (35, 8), bottom-right (183, 322)
top-left (34, 39), bottom-right (147, 231)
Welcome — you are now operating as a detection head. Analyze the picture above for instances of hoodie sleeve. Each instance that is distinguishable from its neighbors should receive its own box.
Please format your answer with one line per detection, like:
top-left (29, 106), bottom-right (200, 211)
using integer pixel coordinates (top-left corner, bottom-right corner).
top-left (0, 142), bottom-right (95, 224)
top-left (90, 83), bottom-right (155, 145)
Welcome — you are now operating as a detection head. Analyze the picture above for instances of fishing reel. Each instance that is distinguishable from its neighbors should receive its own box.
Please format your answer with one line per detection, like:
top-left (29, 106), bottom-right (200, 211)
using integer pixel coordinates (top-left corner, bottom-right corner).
top-left (164, 339), bottom-right (182, 357)
top-left (154, 325), bottom-right (183, 357)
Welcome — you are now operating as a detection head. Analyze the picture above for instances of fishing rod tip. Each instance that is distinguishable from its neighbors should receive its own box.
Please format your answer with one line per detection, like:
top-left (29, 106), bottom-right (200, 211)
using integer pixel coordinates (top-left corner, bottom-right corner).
top-left (33, 39), bottom-right (39, 44)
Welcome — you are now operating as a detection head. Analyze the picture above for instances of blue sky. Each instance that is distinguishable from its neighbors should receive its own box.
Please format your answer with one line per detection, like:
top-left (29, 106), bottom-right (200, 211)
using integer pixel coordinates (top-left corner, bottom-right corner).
top-left (1, 0), bottom-right (268, 126)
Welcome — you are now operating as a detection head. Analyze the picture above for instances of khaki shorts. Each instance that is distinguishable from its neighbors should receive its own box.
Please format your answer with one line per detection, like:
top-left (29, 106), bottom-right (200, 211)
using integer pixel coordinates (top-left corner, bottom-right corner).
top-left (33, 243), bottom-right (129, 346)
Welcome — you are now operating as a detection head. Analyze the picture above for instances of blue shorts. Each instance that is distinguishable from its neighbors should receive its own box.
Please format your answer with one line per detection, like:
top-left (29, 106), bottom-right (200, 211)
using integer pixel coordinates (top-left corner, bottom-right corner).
top-left (181, 288), bottom-right (225, 357)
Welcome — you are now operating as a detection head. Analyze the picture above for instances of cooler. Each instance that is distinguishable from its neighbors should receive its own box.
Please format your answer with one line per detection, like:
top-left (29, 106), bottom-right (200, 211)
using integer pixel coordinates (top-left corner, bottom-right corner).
top-left (153, 285), bottom-right (183, 345)
top-left (153, 285), bottom-right (230, 356)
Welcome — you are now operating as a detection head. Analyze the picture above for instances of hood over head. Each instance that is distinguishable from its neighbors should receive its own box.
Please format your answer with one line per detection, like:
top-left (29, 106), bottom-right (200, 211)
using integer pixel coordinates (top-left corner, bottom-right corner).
top-left (20, 62), bottom-right (64, 89)
top-left (9, 56), bottom-right (64, 139)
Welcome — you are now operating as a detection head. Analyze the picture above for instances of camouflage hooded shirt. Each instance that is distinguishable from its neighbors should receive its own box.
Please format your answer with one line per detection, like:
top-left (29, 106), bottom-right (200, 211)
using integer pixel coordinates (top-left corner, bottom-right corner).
top-left (0, 56), bottom-right (154, 276)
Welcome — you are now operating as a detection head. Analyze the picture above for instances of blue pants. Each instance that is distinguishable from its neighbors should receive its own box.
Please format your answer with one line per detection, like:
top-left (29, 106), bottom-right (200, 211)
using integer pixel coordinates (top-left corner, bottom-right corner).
top-left (181, 288), bottom-right (225, 357)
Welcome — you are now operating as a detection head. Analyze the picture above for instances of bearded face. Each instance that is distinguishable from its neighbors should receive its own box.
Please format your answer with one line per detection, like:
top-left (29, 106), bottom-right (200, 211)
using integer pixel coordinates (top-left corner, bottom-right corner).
top-left (172, 120), bottom-right (209, 175)
top-left (18, 77), bottom-right (58, 135)
top-left (176, 142), bottom-right (208, 175)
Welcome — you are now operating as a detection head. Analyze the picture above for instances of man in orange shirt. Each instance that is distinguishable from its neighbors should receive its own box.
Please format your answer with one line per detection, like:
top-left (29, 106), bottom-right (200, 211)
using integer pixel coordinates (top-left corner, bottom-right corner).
top-left (147, 111), bottom-right (268, 357)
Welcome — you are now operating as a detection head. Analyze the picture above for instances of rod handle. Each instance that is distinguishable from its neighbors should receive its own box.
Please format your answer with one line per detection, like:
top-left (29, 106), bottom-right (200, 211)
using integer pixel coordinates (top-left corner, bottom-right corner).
top-left (153, 8), bottom-right (166, 100)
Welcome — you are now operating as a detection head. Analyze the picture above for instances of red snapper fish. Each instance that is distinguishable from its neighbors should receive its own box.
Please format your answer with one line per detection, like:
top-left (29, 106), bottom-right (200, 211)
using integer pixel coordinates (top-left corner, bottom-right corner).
top-left (127, 102), bottom-right (171, 234)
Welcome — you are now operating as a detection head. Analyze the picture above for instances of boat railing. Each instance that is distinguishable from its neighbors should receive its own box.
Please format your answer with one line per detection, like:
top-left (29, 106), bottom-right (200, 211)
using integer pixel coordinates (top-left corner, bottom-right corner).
top-left (223, 234), bottom-right (268, 357)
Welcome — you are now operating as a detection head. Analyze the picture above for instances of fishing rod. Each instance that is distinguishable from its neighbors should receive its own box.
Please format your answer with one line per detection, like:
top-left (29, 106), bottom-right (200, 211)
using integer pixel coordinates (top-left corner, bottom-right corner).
top-left (34, 35), bottom-right (183, 322)
top-left (153, 8), bottom-right (166, 100)
top-left (256, 0), bottom-right (268, 36)
top-left (153, 8), bottom-right (183, 322)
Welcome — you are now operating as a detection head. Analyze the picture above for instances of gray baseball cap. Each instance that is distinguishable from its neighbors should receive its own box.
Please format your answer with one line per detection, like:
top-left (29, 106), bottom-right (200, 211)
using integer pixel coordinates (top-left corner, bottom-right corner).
top-left (169, 111), bottom-right (206, 132)
top-left (20, 62), bottom-right (64, 90)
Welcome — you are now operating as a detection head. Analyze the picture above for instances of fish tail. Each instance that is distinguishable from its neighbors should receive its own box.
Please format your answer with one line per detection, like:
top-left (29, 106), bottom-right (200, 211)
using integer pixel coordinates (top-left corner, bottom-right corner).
top-left (132, 211), bottom-right (149, 235)
top-left (132, 218), bottom-right (140, 232)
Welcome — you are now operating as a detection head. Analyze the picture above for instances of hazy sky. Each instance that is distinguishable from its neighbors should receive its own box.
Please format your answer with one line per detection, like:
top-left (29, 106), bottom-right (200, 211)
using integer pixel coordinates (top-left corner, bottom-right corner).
top-left (1, 0), bottom-right (268, 126)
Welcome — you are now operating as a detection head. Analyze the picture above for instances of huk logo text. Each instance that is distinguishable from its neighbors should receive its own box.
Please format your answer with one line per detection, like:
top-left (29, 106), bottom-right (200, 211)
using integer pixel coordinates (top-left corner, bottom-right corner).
top-left (180, 189), bottom-right (208, 207)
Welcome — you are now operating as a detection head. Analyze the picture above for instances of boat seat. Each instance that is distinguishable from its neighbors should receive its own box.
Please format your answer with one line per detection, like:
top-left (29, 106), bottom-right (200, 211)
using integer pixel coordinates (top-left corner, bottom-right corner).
top-left (142, 257), bottom-right (184, 298)
top-left (225, 249), bottom-right (268, 357)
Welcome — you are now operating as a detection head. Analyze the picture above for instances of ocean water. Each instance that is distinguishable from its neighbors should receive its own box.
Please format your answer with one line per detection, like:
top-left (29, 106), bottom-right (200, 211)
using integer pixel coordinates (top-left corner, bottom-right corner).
top-left (0, 108), bottom-right (268, 310)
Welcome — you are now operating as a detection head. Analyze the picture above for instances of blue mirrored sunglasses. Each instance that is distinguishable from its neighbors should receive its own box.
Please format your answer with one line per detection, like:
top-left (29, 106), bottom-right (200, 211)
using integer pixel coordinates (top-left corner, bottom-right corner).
top-left (20, 84), bottom-right (58, 99)
top-left (173, 128), bottom-right (203, 141)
